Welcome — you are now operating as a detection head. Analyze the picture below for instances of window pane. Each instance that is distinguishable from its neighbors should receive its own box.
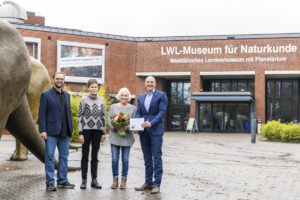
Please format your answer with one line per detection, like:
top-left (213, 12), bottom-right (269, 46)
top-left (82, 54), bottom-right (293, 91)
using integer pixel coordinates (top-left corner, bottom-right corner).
top-left (282, 80), bottom-right (292, 100)
top-left (212, 103), bottom-right (224, 130)
top-left (203, 80), bottom-right (212, 91)
top-left (170, 82), bottom-right (178, 105)
top-left (183, 82), bottom-right (190, 105)
top-left (248, 80), bottom-right (255, 94)
top-left (214, 80), bottom-right (221, 92)
top-left (266, 80), bottom-right (275, 120)
top-left (236, 103), bottom-right (250, 132)
top-left (292, 80), bottom-right (299, 121)
top-left (238, 80), bottom-right (247, 92)
top-left (231, 80), bottom-right (238, 91)
top-left (221, 80), bottom-right (231, 92)
top-left (199, 103), bottom-right (212, 130)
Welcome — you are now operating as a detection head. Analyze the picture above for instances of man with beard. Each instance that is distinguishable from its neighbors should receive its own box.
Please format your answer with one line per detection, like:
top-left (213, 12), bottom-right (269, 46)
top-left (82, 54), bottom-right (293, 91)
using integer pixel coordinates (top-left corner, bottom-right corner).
top-left (38, 72), bottom-right (75, 191)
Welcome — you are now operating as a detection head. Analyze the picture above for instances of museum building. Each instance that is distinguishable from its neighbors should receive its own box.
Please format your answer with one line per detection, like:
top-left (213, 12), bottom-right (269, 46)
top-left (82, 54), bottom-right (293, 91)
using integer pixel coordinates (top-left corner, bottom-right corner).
top-left (2, 1), bottom-right (300, 133)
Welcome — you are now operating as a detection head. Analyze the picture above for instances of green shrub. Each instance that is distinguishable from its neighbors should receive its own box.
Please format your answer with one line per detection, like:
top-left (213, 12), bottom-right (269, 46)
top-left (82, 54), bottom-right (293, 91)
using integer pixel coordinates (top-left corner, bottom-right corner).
top-left (98, 84), bottom-right (112, 124)
top-left (261, 120), bottom-right (300, 142)
top-left (70, 94), bottom-right (81, 142)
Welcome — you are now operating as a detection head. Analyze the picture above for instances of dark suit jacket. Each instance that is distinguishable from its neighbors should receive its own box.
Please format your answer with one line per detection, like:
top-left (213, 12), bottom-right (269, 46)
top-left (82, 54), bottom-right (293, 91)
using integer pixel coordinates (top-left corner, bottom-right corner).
top-left (135, 89), bottom-right (168, 136)
top-left (38, 88), bottom-right (73, 136)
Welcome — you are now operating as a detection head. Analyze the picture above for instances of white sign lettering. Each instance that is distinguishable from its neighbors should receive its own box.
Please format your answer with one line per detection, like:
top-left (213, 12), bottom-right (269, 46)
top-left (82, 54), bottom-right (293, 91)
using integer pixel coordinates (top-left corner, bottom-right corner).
top-left (161, 44), bottom-right (297, 63)
top-left (161, 44), bottom-right (297, 55)
top-left (161, 46), bottom-right (222, 55)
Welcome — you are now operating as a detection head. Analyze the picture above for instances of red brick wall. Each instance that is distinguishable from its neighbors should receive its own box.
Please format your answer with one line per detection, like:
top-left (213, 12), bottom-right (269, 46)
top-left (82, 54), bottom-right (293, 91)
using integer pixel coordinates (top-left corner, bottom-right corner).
top-left (25, 12), bottom-right (45, 26)
top-left (17, 27), bottom-right (300, 123)
top-left (18, 29), bottom-right (140, 97)
top-left (136, 39), bottom-right (300, 120)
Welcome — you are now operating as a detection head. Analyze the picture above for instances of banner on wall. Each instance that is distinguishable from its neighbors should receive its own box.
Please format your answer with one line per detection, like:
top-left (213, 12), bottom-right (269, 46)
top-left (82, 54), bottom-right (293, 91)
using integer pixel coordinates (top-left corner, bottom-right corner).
top-left (57, 41), bottom-right (105, 83)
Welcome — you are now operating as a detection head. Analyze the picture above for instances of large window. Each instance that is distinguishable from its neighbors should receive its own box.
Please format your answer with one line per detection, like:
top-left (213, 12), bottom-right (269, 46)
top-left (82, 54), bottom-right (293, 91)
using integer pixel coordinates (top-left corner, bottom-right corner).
top-left (266, 79), bottom-right (299, 122)
top-left (203, 79), bottom-right (254, 94)
top-left (170, 81), bottom-right (190, 106)
top-left (199, 102), bottom-right (250, 133)
top-left (168, 80), bottom-right (190, 131)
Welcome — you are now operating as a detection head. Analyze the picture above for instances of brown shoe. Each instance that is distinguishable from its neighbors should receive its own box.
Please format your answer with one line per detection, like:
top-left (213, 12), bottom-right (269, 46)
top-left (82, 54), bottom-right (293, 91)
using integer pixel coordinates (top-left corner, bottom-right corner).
top-left (150, 186), bottom-right (160, 194)
top-left (135, 183), bottom-right (153, 191)
top-left (111, 177), bottom-right (118, 189)
top-left (119, 177), bottom-right (127, 190)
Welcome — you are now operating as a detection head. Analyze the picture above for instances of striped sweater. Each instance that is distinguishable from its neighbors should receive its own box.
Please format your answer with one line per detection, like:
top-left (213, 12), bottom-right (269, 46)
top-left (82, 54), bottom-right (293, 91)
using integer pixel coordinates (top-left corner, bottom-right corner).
top-left (78, 95), bottom-right (105, 134)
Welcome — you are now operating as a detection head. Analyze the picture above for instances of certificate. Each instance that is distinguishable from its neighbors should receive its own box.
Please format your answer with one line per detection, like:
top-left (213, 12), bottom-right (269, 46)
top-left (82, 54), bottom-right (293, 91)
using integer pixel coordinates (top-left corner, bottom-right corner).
top-left (130, 118), bottom-right (144, 131)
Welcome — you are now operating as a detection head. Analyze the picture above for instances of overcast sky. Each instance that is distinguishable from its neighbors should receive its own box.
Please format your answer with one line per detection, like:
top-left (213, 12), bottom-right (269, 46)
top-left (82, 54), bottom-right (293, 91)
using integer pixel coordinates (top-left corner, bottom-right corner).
top-left (6, 0), bottom-right (300, 37)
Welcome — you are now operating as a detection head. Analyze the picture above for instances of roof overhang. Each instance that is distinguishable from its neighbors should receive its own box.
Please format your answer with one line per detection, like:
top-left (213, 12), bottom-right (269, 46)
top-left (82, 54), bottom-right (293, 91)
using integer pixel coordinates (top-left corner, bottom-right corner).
top-left (192, 92), bottom-right (254, 102)
top-left (265, 70), bottom-right (300, 78)
top-left (136, 72), bottom-right (191, 79)
top-left (200, 71), bottom-right (255, 79)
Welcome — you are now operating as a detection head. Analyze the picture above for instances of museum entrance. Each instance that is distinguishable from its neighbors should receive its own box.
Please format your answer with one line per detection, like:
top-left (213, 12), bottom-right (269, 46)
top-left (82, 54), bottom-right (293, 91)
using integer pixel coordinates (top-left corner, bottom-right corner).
top-left (198, 102), bottom-right (250, 133)
top-left (192, 92), bottom-right (254, 133)
top-left (166, 80), bottom-right (190, 131)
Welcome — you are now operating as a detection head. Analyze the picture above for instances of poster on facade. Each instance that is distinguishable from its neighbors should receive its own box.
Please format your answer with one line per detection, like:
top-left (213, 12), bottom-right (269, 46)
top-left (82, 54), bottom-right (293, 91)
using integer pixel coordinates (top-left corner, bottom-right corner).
top-left (57, 41), bottom-right (105, 83)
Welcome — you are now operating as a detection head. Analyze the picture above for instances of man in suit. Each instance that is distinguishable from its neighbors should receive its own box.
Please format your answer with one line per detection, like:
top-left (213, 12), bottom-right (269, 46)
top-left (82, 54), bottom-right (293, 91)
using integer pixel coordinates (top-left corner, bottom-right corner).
top-left (135, 76), bottom-right (168, 194)
top-left (38, 72), bottom-right (75, 191)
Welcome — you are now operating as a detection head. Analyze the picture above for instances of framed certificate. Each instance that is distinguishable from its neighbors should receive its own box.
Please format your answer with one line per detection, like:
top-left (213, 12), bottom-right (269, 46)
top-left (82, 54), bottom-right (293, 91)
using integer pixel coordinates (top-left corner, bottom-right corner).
top-left (130, 118), bottom-right (144, 131)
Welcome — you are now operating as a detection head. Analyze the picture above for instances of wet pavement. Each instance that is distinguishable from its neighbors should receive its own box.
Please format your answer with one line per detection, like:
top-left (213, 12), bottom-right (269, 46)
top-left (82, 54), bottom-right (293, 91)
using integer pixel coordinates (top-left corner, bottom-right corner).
top-left (0, 132), bottom-right (300, 200)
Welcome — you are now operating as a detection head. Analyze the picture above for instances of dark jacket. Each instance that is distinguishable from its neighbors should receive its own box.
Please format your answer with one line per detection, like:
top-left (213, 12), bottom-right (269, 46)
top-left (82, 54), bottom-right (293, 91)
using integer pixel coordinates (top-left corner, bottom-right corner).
top-left (38, 88), bottom-right (73, 136)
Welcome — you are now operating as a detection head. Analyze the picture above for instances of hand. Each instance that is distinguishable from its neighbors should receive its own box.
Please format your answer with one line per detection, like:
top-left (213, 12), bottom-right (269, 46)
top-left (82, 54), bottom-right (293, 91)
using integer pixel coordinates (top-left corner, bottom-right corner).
top-left (142, 121), bottom-right (151, 128)
top-left (79, 135), bottom-right (84, 144)
top-left (118, 127), bottom-right (126, 131)
top-left (104, 127), bottom-right (110, 135)
top-left (40, 132), bottom-right (47, 140)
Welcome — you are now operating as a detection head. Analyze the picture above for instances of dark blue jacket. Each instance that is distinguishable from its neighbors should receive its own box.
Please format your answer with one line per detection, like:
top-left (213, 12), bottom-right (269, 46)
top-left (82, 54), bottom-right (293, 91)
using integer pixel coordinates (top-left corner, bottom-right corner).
top-left (38, 88), bottom-right (73, 136)
top-left (135, 89), bottom-right (168, 136)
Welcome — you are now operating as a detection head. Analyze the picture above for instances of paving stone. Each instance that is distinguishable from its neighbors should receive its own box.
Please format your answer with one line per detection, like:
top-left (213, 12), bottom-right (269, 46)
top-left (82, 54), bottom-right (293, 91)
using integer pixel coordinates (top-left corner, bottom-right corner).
top-left (0, 133), bottom-right (299, 199)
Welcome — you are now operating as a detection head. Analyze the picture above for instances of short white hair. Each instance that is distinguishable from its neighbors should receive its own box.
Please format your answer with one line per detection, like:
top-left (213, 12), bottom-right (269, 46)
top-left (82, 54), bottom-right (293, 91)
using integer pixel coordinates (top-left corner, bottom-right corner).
top-left (116, 87), bottom-right (131, 102)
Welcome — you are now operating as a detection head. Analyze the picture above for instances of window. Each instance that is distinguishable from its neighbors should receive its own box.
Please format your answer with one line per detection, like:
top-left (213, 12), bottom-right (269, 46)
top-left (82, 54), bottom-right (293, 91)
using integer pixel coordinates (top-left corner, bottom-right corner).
top-left (170, 81), bottom-right (190, 105)
top-left (266, 79), bottom-right (299, 122)
top-left (203, 79), bottom-right (255, 94)
top-left (167, 80), bottom-right (191, 131)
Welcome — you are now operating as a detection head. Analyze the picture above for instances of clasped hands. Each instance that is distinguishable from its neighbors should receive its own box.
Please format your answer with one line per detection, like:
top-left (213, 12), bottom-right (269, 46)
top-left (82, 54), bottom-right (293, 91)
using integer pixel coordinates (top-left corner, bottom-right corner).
top-left (141, 121), bottom-right (151, 128)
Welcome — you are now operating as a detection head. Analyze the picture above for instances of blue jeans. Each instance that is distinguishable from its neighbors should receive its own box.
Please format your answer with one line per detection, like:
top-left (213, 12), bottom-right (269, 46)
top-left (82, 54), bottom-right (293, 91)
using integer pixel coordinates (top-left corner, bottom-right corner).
top-left (45, 136), bottom-right (69, 186)
top-left (111, 144), bottom-right (131, 177)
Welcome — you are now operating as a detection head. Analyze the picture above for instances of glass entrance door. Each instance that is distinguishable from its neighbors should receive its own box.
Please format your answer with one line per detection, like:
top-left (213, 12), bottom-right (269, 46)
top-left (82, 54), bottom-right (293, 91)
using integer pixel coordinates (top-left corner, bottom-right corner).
top-left (167, 80), bottom-right (190, 131)
top-left (198, 102), bottom-right (250, 133)
top-left (168, 106), bottom-right (190, 131)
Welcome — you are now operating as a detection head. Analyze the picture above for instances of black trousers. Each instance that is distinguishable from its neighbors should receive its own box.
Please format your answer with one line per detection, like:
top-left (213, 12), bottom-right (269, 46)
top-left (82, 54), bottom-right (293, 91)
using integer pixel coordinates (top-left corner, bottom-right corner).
top-left (81, 130), bottom-right (103, 179)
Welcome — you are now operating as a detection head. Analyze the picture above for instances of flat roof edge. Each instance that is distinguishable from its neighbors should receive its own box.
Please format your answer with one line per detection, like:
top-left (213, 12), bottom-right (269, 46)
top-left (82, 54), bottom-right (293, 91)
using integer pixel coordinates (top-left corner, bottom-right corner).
top-left (12, 24), bottom-right (300, 42)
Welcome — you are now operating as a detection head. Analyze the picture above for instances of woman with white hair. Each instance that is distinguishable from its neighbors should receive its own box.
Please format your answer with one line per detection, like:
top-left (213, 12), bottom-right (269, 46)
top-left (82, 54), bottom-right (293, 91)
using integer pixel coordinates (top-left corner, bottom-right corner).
top-left (108, 87), bottom-right (136, 190)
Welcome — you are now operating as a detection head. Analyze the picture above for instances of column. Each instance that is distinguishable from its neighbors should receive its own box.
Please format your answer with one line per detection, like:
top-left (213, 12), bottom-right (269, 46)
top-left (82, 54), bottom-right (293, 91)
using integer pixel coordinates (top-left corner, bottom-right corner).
top-left (255, 70), bottom-right (266, 123)
top-left (189, 69), bottom-right (201, 118)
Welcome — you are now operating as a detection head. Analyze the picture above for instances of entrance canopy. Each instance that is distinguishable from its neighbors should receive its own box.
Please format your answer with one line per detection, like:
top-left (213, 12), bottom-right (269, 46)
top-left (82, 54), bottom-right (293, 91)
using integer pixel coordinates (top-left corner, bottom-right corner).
top-left (192, 91), bottom-right (254, 102)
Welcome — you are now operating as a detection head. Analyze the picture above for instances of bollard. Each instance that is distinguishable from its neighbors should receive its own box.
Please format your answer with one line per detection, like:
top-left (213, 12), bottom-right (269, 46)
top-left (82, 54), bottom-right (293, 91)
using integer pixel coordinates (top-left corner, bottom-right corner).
top-left (257, 119), bottom-right (262, 134)
top-left (250, 102), bottom-right (256, 143)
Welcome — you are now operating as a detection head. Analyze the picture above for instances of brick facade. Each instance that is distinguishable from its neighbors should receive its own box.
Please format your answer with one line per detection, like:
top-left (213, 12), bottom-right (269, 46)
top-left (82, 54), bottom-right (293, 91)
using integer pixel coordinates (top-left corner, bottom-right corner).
top-left (16, 24), bottom-right (300, 130)
top-left (25, 12), bottom-right (45, 26)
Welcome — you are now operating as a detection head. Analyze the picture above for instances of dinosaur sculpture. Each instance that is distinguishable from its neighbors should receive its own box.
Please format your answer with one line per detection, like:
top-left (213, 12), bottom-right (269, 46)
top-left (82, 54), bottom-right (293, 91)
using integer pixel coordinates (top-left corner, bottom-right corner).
top-left (0, 19), bottom-right (79, 170)
top-left (10, 57), bottom-right (51, 161)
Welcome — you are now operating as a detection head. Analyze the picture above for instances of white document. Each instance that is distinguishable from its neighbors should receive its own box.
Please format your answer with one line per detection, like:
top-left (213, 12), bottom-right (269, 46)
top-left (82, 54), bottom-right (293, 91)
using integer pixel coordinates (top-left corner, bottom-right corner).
top-left (130, 118), bottom-right (144, 131)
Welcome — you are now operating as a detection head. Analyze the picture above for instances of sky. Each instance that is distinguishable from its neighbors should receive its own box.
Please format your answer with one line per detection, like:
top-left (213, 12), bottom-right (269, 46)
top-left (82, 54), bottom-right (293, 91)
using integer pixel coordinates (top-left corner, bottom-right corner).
top-left (4, 0), bottom-right (300, 37)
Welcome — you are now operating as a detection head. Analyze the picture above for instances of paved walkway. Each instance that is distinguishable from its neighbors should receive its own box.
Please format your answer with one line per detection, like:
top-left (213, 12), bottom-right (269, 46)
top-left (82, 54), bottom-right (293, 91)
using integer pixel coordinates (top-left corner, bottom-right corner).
top-left (0, 133), bottom-right (300, 200)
